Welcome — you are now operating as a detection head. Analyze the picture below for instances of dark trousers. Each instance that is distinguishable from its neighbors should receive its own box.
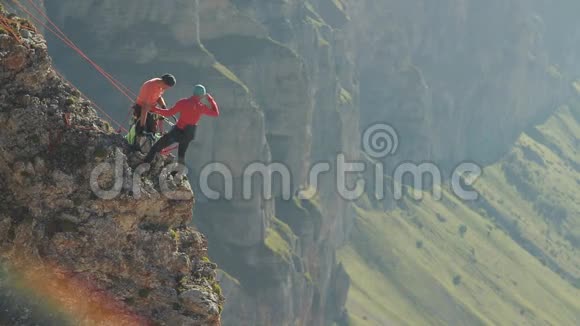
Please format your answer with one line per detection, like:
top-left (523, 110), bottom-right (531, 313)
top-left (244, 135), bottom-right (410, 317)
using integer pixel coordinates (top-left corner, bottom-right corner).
top-left (133, 104), bottom-right (156, 134)
top-left (144, 125), bottom-right (197, 164)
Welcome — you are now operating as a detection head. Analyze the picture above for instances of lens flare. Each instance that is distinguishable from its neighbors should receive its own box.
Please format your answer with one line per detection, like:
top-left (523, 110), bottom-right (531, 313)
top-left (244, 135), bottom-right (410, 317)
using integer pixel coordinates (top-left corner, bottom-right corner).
top-left (1, 255), bottom-right (148, 325)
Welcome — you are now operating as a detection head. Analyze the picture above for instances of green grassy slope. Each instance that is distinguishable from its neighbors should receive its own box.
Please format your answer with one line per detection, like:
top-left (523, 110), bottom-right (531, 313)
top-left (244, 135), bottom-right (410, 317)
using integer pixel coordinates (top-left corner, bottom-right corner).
top-left (476, 105), bottom-right (580, 283)
top-left (339, 105), bottom-right (580, 325)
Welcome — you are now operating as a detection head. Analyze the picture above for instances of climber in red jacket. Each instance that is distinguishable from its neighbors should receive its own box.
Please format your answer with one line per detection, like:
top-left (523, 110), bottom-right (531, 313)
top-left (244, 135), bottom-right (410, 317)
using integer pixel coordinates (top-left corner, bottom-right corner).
top-left (144, 84), bottom-right (219, 164)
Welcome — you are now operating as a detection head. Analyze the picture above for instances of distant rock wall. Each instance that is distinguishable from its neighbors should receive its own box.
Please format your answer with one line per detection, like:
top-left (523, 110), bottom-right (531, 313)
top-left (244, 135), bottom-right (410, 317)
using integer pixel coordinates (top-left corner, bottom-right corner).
top-left (351, 0), bottom-right (571, 170)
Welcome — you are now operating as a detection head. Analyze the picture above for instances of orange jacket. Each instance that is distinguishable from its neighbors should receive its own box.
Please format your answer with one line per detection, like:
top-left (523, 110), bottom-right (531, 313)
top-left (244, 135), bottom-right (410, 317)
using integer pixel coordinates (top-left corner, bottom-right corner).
top-left (136, 78), bottom-right (166, 107)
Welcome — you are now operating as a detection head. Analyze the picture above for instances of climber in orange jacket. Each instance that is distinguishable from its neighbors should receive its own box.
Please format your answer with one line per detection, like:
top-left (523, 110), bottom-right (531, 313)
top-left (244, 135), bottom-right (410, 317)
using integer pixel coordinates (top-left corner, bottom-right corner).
top-left (144, 84), bottom-right (219, 164)
top-left (133, 74), bottom-right (176, 135)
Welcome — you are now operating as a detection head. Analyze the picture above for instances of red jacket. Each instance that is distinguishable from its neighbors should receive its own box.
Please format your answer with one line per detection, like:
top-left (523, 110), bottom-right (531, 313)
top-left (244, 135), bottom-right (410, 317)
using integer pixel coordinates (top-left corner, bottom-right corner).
top-left (151, 95), bottom-right (220, 129)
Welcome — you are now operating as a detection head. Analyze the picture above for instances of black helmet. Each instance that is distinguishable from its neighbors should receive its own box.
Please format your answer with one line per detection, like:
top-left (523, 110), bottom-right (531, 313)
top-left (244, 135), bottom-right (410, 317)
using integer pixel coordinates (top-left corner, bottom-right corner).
top-left (161, 74), bottom-right (176, 87)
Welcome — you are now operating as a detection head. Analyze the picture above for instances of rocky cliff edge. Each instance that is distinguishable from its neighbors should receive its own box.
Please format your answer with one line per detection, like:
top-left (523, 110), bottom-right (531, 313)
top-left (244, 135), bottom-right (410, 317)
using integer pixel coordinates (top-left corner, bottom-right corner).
top-left (0, 8), bottom-right (223, 326)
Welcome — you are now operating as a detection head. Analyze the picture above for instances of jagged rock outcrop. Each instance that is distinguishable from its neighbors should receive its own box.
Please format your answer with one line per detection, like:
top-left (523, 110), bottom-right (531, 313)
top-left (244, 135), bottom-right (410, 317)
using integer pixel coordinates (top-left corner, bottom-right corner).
top-left (0, 9), bottom-right (222, 325)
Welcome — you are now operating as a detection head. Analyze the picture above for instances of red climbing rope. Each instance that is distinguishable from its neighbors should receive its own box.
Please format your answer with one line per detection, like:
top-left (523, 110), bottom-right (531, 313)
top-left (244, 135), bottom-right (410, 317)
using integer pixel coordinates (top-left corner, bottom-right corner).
top-left (6, 0), bottom-right (133, 133)
top-left (53, 70), bottom-right (128, 133)
top-left (161, 145), bottom-right (179, 156)
top-left (22, 0), bottom-right (137, 99)
top-left (0, 15), bottom-right (24, 45)
top-left (10, 0), bottom-right (137, 101)
top-left (7, 1), bottom-right (180, 156)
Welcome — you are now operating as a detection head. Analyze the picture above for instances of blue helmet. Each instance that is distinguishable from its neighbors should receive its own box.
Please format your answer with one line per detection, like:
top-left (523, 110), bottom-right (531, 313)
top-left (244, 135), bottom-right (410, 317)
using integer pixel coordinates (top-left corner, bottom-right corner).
top-left (193, 84), bottom-right (206, 96)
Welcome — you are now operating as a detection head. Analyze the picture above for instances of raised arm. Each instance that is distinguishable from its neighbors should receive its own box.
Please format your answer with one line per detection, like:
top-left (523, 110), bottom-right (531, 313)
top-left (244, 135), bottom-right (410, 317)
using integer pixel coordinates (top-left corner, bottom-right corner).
top-left (200, 94), bottom-right (220, 117)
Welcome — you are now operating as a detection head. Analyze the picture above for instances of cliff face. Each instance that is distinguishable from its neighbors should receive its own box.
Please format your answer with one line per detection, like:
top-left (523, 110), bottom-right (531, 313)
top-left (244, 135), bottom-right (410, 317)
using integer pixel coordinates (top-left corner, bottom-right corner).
top-left (0, 8), bottom-right (222, 325)
top-left (350, 0), bottom-right (572, 169)
top-left (197, 2), bottom-right (358, 325)
top-left (36, 1), bottom-right (357, 324)
top-left (15, 0), bottom-right (580, 325)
